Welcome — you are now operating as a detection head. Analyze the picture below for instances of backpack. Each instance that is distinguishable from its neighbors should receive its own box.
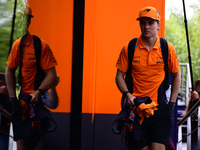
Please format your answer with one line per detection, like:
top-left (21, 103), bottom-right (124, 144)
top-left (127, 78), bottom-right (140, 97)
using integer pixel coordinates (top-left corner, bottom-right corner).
top-left (125, 37), bottom-right (169, 94)
top-left (18, 34), bottom-right (45, 91)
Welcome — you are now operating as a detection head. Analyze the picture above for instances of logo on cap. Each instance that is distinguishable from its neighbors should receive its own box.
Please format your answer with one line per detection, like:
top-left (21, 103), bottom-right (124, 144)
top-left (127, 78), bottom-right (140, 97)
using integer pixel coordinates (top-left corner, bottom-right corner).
top-left (144, 9), bottom-right (150, 13)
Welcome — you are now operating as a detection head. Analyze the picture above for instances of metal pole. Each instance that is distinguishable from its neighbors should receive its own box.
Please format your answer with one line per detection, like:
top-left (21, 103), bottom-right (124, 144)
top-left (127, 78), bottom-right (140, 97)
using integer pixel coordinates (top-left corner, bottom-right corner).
top-left (182, 0), bottom-right (194, 91)
top-left (70, 0), bottom-right (85, 149)
top-left (9, 0), bottom-right (17, 54)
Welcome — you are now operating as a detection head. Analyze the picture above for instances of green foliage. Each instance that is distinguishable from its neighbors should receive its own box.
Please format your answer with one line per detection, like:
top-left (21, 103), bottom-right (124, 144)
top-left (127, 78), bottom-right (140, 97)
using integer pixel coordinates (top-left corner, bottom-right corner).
top-left (0, 0), bottom-right (26, 74)
top-left (165, 1), bottom-right (200, 83)
top-left (0, 0), bottom-right (13, 73)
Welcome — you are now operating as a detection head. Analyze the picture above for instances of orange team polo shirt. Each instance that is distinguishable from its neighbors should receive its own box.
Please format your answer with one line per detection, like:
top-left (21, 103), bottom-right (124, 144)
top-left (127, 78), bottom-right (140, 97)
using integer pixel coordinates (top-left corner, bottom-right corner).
top-left (116, 36), bottom-right (180, 106)
top-left (7, 33), bottom-right (57, 94)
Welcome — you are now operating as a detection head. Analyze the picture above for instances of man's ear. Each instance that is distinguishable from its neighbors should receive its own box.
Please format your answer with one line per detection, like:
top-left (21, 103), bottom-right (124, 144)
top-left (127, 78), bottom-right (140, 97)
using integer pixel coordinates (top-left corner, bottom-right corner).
top-left (157, 22), bottom-right (161, 30)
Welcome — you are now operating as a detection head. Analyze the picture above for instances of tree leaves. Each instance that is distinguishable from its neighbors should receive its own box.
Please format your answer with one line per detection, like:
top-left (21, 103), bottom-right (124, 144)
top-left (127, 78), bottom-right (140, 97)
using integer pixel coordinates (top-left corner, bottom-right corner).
top-left (165, 1), bottom-right (200, 83)
top-left (0, 0), bottom-right (25, 73)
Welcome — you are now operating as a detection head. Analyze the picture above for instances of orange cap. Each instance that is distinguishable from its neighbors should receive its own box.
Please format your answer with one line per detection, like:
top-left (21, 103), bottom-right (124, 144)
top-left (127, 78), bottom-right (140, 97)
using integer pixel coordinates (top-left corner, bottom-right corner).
top-left (136, 6), bottom-right (160, 21)
top-left (24, 5), bottom-right (34, 18)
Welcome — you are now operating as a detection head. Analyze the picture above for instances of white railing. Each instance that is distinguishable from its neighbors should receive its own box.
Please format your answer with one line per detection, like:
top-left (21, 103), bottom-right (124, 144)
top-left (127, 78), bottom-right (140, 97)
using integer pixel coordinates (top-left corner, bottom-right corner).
top-left (177, 63), bottom-right (191, 150)
top-left (176, 63), bottom-right (200, 150)
top-left (8, 123), bottom-right (16, 150)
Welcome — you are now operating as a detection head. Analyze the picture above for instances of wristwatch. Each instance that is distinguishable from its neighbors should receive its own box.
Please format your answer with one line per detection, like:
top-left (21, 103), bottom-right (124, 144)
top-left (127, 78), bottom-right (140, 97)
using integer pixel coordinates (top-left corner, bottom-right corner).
top-left (168, 101), bottom-right (175, 108)
top-left (37, 88), bottom-right (45, 95)
top-left (123, 91), bottom-right (130, 98)
top-left (10, 97), bottom-right (17, 103)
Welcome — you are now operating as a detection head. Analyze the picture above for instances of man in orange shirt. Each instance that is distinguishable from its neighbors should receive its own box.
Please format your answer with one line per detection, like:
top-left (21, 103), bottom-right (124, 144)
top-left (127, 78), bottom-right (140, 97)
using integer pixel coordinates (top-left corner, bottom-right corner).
top-left (115, 6), bottom-right (181, 150)
top-left (5, 5), bottom-right (58, 150)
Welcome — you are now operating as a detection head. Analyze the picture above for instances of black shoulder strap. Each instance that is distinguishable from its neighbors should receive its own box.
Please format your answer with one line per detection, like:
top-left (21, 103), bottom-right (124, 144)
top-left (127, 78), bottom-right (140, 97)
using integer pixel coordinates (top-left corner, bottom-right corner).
top-left (126, 37), bottom-right (169, 93)
top-left (18, 34), bottom-right (28, 85)
top-left (18, 34), bottom-right (45, 90)
top-left (32, 35), bottom-right (42, 69)
top-left (125, 38), bottom-right (137, 94)
top-left (160, 37), bottom-right (169, 90)
top-left (32, 35), bottom-right (45, 91)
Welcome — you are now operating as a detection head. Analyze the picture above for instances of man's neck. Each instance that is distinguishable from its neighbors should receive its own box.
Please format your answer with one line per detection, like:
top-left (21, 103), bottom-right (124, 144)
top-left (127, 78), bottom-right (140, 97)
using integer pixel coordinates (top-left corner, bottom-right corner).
top-left (141, 35), bottom-right (158, 51)
top-left (21, 33), bottom-right (29, 45)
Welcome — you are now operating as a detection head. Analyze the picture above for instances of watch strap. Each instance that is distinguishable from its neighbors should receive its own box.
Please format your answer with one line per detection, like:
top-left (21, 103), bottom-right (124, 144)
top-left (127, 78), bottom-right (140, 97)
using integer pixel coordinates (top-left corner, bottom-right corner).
top-left (168, 101), bottom-right (175, 108)
top-left (10, 97), bottom-right (18, 103)
top-left (37, 89), bottom-right (45, 95)
top-left (123, 91), bottom-right (130, 98)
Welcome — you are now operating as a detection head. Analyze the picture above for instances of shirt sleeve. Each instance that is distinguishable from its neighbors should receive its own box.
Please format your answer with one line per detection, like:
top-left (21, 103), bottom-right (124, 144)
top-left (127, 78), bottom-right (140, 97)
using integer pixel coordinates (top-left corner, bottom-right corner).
top-left (7, 40), bottom-right (20, 69)
top-left (167, 42), bottom-right (180, 74)
top-left (115, 42), bottom-right (129, 73)
top-left (40, 40), bottom-right (58, 70)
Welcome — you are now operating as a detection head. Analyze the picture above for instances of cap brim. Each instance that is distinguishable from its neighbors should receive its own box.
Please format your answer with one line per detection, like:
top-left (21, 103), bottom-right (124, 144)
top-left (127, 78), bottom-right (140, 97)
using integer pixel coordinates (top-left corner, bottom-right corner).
top-left (136, 16), bottom-right (159, 21)
top-left (29, 14), bottom-right (34, 18)
top-left (24, 13), bottom-right (34, 18)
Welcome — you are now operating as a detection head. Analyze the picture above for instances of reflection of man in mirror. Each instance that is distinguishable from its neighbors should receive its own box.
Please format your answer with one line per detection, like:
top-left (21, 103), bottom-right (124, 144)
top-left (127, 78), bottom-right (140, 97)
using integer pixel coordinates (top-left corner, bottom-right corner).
top-left (5, 5), bottom-right (58, 150)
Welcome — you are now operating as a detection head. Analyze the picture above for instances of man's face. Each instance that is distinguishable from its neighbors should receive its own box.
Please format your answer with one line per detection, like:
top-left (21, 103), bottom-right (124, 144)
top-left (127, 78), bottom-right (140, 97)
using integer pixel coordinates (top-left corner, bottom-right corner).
top-left (139, 17), bottom-right (160, 38)
top-left (22, 14), bottom-right (31, 34)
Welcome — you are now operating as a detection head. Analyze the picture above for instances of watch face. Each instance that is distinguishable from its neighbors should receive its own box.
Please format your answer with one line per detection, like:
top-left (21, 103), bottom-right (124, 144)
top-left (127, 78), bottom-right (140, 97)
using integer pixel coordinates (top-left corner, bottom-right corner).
top-left (169, 102), bottom-right (175, 108)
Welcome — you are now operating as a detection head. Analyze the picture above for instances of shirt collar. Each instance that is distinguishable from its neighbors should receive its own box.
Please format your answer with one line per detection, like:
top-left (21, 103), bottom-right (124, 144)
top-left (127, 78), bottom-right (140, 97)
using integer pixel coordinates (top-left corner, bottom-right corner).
top-left (23, 32), bottom-right (33, 46)
top-left (138, 36), bottom-right (160, 50)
